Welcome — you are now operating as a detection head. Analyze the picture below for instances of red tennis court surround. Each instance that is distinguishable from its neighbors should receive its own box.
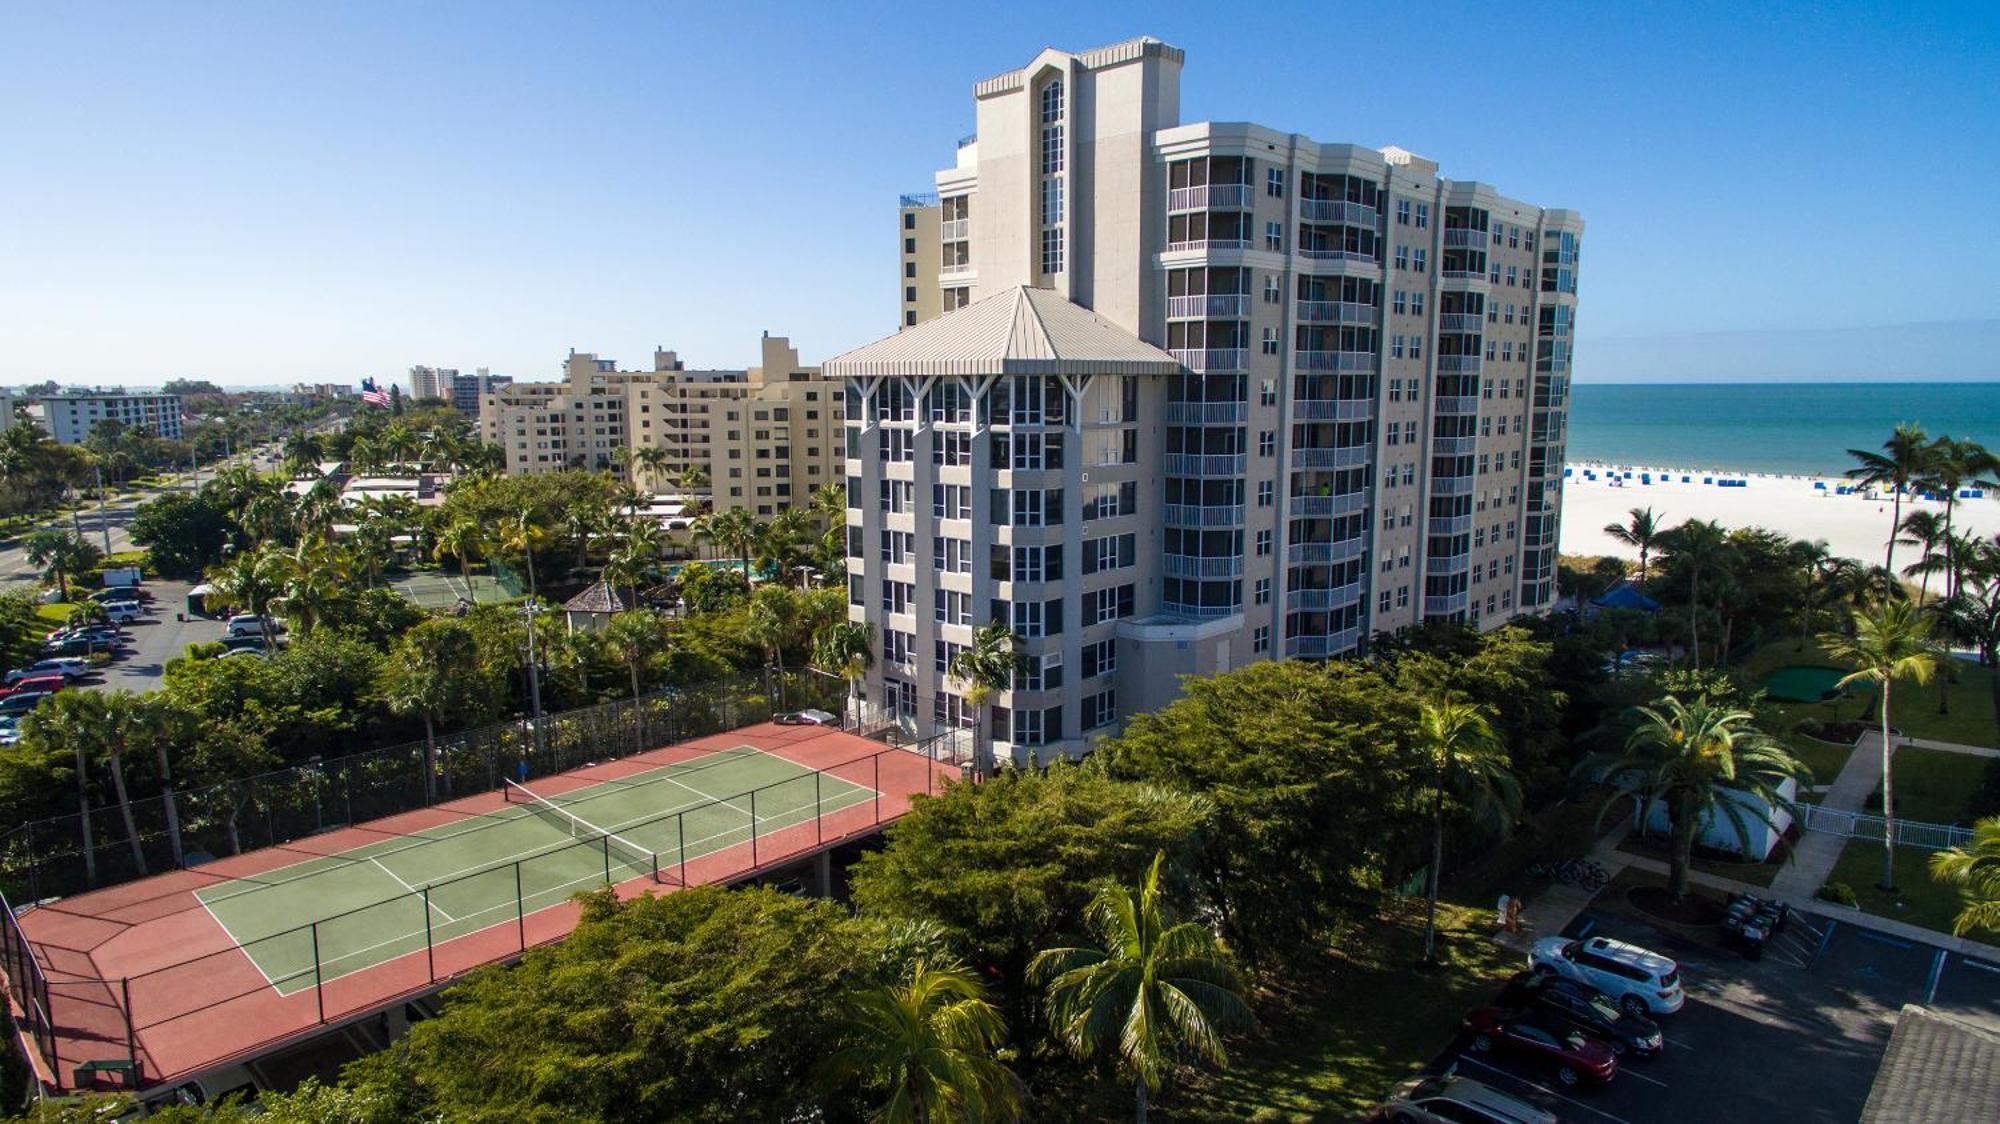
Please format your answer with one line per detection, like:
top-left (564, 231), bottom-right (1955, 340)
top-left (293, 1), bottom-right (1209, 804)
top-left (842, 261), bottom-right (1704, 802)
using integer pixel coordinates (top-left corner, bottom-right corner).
top-left (1, 723), bottom-right (956, 1096)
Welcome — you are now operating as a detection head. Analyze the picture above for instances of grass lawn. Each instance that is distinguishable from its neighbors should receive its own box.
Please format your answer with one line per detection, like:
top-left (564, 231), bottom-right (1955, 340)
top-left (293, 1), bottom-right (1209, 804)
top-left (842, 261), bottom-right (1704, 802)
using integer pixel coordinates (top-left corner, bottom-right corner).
top-left (1874, 746), bottom-right (1989, 827)
top-left (1825, 839), bottom-right (1965, 937)
top-left (1174, 900), bottom-right (1517, 1122)
top-left (1788, 734), bottom-right (1854, 790)
top-left (33, 601), bottom-right (74, 627)
top-left (1615, 834), bottom-right (1786, 888)
top-left (1736, 637), bottom-right (2000, 752)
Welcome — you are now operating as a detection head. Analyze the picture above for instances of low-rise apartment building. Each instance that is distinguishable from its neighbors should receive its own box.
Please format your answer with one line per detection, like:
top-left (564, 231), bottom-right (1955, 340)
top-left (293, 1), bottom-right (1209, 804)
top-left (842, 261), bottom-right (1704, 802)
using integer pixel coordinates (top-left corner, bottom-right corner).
top-left (31, 391), bottom-right (185, 444)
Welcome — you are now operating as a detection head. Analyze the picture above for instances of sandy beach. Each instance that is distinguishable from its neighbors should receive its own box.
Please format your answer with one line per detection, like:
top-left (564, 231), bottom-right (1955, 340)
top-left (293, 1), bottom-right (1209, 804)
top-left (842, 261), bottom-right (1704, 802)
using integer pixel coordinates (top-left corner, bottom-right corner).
top-left (1559, 462), bottom-right (2000, 565)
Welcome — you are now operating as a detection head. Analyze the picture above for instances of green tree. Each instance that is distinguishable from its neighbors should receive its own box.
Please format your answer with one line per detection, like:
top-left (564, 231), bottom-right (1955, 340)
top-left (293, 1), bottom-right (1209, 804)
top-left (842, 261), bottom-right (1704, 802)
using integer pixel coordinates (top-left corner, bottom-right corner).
top-left (812, 619), bottom-right (874, 725)
top-left (948, 620), bottom-right (1026, 776)
top-left (745, 584), bottom-right (801, 673)
top-left (1602, 506), bottom-right (1663, 583)
top-left (605, 609), bottom-right (670, 752)
top-left (433, 517), bottom-right (485, 601)
top-left (19, 690), bottom-right (151, 878)
top-left (1030, 852), bottom-right (1252, 1122)
top-left (381, 618), bottom-right (485, 803)
top-left (1929, 816), bottom-right (2000, 937)
top-left (1821, 600), bottom-right (1942, 890)
top-left (206, 545), bottom-right (286, 651)
top-left (1415, 698), bottom-right (1520, 965)
top-left (678, 560), bottom-right (750, 614)
top-left (128, 491), bottom-right (235, 577)
top-left (1846, 423), bottom-right (1932, 598)
top-left (822, 958), bottom-right (1023, 1124)
top-left (340, 886), bottom-right (877, 1123)
top-left (25, 529), bottom-right (102, 600)
top-left (1661, 518), bottom-right (1729, 669)
top-left (1576, 695), bottom-right (1805, 902)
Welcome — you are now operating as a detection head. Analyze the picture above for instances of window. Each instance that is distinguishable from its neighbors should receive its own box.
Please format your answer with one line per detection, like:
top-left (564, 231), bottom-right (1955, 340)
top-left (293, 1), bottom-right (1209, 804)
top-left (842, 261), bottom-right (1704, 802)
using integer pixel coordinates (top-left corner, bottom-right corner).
top-left (932, 483), bottom-right (970, 519)
top-left (1041, 125), bottom-right (1064, 174)
top-left (904, 237), bottom-right (916, 254)
top-left (1265, 221), bottom-right (1283, 251)
top-left (1041, 79), bottom-right (1064, 122)
top-left (884, 629), bottom-right (915, 667)
top-left (934, 588), bottom-right (972, 625)
top-left (1411, 291), bottom-right (1425, 316)
top-left (1259, 430), bottom-right (1275, 457)
top-left (1082, 638), bottom-right (1117, 679)
top-left (1082, 533), bottom-right (1136, 574)
top-left (1041, 227), bottom-right (1064, 275)
top-left (879, 529), bottom-right (915, 564)
top-left (1260, 379), bottom-right (1277, 406)
top-left (1396, 199), bottom-right (1411, 225)
top-left (1266, 168), bottom-right (1284, 197)
top-left (1253, 625), bottom-right (1270, 653)
top-left (880, 579), bottom-right (915, 615)
top-left (1394, 246), bottom-right (1409, 270)
top-left (1261, 327), bottom-right (1279, 355)
top-left (1083, 584), bottom-right (1136, 626)
top-left (1258, 480), bottom-right (1274, 507)
top-left (1413, 248), bottom-right (1427, 273)
top-left (1393, 290), bottom-right (1407, 315)
top-left (1256, 529), bottom-right (1273, 556)
top-left (1255, 578), bottom-right (1271, 605)
top-left (903, 212), bottom-right (915, 231)
top-left (933, 535), bottom-right (972, 574)
top-left (1392, 333), bottom-right (1405, 359)
top-left (1409, 336), bottom-right (1423, 360)
top-left (1415, 202), bottom-right (1430, 229)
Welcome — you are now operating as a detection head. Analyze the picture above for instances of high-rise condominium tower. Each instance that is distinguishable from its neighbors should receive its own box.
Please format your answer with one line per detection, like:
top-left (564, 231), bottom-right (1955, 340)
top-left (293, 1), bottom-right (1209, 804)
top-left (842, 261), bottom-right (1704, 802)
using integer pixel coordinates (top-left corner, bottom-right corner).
top-left (827, 37), bottom-right (1581, 765)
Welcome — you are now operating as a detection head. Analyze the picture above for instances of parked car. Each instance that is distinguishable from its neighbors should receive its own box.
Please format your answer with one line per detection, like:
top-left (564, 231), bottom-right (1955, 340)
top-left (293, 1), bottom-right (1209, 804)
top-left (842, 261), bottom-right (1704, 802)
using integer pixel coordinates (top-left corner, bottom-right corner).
top-left (1376, 1072), bottom-right (1557, 1124)
top-left (5, 659), bottom-right (89, 684)
top-left (90, 587), bottom-right (152, 604)
top-left (103, 602), bottom-right (144, 624)
top-left (1496, 970), bottom-right (1663, 1057)
top-left (46, 622), bottom-right (123, 643)
top-left (219, 633), bottom-right (279, 653)
top-left (0, 715), bottom-right (21, 747)
top-left (1, 675), bottom-right (67, 699)
top-left (1463, 1007), bottom-right (1619, 1086)
top-left (44, 636), bottom-right (116, 659)
top-left (1529, 935), bottom-right (1685, 1016)
top-left (0, 692), bottom-right (55, 717)
top-left (226, 615), bottom-right (285, 639)
top-left (774, 709), bottom-right (839, 726)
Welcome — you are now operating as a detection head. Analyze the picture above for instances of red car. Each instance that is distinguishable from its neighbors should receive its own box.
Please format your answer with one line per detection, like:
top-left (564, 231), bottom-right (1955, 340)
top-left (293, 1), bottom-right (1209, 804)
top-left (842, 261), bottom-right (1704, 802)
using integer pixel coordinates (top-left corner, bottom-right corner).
top-left (0, 675), bottom-right (66, 698)
top-left (1464, 1006), bottom-right (1618, 1086)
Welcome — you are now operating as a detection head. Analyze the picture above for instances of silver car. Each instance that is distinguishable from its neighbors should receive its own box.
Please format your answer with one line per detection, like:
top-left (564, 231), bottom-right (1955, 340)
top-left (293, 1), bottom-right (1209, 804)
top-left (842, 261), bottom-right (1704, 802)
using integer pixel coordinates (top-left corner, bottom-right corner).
top-left (1378, 1073), bottom-right (1556, 1124)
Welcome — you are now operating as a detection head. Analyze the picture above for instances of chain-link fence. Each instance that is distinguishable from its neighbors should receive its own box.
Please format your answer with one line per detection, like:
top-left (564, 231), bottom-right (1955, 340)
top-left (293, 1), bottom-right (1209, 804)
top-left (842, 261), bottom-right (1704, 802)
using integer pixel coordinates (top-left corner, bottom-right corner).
top-left (0, 667), bottom-right (850, 904)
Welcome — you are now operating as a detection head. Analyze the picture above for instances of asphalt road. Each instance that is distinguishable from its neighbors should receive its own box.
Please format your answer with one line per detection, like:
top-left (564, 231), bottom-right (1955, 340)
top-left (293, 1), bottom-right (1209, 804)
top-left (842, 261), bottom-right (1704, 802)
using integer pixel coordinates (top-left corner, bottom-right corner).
top-left (86, 580), bottom-right (206, 692)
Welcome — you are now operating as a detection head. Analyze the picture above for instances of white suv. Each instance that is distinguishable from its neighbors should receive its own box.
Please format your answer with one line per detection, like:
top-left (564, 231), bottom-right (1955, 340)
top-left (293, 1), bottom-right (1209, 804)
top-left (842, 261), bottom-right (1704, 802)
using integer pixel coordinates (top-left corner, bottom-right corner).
top-left (1378, 1073), bottom-right (1556, 1124)
top-left (1529, 935), bottom-right (1684, 1016)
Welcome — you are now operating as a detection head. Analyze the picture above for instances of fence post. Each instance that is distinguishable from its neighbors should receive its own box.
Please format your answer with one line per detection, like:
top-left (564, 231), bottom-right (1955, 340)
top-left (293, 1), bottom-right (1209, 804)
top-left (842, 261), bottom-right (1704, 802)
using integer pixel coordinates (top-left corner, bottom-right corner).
top-left (678, 814), bottom-right (687, 886)
top-left (815, 772), bottom-right (822, 845)
top-left (423, 887), bottom-right (435, 982)
top-left (515, 862), bottom-right (526, 950)
top-left (310, 922), bottom-right (325, 1024)
top-left (750, 789), bottom-right (758, 869)
top-left (874, 753), bottom-right (881, 823)
top-left (122, 976), bottom-right (137, 1078)
top-left (603, 836), bottom-right (612, 884)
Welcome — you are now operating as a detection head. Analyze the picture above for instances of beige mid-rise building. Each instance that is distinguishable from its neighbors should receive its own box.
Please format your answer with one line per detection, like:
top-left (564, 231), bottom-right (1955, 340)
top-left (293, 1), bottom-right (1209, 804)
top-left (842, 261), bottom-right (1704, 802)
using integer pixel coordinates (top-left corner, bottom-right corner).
top-left (480, 334), bottom-right (844, 518)
top-left (829, 36), bottom-right (1581, 766)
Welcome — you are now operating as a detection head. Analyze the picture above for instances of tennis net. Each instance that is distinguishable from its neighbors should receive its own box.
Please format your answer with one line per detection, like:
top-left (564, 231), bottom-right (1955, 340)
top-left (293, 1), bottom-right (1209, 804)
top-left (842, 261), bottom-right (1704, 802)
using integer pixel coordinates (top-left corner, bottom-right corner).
top-left (503, 780), bottom-right (661, 883)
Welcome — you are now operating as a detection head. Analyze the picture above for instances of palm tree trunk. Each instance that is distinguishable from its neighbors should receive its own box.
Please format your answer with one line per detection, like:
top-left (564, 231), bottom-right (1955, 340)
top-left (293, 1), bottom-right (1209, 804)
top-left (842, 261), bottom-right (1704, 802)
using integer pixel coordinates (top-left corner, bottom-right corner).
top-left (1136, 1077), bottom-right (1148, 1124)
top-left (1423, 770), bottom-right (1445, 965)
top-left (75, 745), bottom-right (96, 886)
top-left (1884, 490), bottom-right (1903, 600)
top-left (1943, 497), bottom-right (1958, 601)
top-left (1669, 813), bottom-right (1692, 903)
top-left (422, 713), bottom-right (438, 805)
top-left (157, 745), bottom-right (184, 868)
top-left (629, 659), bottom-right (646, 753)
top-left (1689, 570), bottom-right (1702, 671)
top-left (1879, 682), bottom-right (1897, 892)
top-left (108, 751), bottom-right (146, 875)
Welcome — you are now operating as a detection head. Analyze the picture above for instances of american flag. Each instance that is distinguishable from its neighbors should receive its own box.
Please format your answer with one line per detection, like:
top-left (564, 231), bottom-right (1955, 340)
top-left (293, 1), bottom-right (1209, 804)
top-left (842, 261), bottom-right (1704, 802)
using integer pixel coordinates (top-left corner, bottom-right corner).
top-left (360, 378), bottom-right (390, 407)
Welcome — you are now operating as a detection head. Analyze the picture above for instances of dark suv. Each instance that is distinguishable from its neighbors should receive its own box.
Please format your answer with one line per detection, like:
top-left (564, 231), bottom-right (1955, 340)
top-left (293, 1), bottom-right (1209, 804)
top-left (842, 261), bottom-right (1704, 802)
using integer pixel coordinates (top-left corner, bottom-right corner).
top-left (1497, 970), bottom-right (1663, 1057)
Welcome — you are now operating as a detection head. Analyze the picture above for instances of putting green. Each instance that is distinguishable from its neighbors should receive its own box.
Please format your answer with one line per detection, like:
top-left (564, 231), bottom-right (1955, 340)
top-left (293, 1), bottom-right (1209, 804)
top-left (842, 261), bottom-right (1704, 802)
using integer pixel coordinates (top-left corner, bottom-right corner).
top-left (1762, 665), bottom-right (1853, 703)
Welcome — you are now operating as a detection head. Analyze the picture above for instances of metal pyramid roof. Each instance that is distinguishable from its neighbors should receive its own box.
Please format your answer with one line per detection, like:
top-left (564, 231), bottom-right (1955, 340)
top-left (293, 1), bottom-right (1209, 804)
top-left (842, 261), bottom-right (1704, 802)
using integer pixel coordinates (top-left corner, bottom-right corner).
top-left (824, 287), bottom-right (1182, 378)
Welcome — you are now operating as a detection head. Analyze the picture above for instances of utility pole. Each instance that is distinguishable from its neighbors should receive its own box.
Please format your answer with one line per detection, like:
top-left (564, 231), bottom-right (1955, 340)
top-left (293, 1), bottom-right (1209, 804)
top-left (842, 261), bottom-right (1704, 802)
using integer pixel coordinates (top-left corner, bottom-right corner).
top-left (94, 464), bottom-right (111, 555)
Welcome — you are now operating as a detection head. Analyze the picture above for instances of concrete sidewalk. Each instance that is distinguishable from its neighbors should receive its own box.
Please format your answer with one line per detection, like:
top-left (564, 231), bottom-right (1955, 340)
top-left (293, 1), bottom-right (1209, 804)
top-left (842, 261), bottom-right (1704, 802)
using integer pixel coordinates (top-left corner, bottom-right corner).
top-left (1903, 736), bottom-right (2000, 758)
top-left (1771, 730), bottom-right (1885, 899)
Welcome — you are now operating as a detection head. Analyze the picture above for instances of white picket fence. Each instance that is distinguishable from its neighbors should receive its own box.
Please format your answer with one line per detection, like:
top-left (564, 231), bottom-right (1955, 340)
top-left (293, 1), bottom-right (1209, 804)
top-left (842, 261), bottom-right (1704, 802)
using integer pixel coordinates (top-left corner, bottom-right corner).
top-left (1797, 803), bottom-right (1972, 850)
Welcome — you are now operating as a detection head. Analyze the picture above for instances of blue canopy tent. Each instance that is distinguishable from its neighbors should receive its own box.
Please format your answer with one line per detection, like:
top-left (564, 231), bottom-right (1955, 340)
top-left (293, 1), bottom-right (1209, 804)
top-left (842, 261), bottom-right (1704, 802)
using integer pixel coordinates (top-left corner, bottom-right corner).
top-left (1591, 583), bottom-right (1661, 613)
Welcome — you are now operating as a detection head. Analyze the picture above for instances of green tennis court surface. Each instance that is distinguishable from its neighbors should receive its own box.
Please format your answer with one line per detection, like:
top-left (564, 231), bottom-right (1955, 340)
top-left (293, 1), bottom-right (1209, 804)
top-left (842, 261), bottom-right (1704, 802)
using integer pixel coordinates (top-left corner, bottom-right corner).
top-left (195, 746), bottom-right (875, 994)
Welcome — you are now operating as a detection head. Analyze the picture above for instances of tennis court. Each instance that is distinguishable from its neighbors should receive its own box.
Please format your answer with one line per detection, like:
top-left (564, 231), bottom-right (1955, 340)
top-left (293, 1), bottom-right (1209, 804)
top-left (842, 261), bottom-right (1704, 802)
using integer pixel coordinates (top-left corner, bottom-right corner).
top-left (386, 569), bottom-right (512, 608)
top-left (196, 746), bottom-right (874, 994)
top-left (10, 722), bottom-right (954, 1095)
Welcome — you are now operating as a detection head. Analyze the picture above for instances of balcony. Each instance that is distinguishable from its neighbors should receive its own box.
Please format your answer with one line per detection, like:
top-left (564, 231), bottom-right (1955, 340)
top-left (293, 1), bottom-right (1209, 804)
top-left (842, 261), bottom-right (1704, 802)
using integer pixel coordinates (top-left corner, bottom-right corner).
top-left (1162, 601), bottom-right (1241, 620)
top-left (1425, 591), bottom-right (1469, 616)
top-left (1164, 503), bottom-right (1245, 528)
top-left (1286, 582), bottom-right (1362, 611)
top-left (1440, 313), bottom-right (1484, 332)
top-left (1297, 247), bottom-right (1379, 266)
top-left (1431, 474), bottom-right (1475, 496)
top-left (1285, 627), bottom-right (1361, 659)
top-left (1300, 199), bottom-right (1379, 226)
top-left (1439, 270), bottom-right (1490, 289)
top-left (1435, 394), bottom-right (1481, 415)
top-left (1286, 534), bottom-right (1367, 565)
top-left (1297, 300), bottom-right (1375, 325)
top-left (1431, 436), bottom-right (1477, 456)
top-left (941, 218), bottom-right (970, 241)
top-left (1428, 552), bottom-right (1471, 576)
top-left (1292, 398), bottom-right (1373, 422)
top-left (1167, 293), bottom-right (1251, 319)
top-left (1296, 350), bottom-right (1378, 372)
top-left (940, 261), bottom-right (975, 281)
top-left (1170, 347), bottom-right (1248, 374)
top-left (1290, 446), bottom-right (1371, 471)
top-left (1290, 491), bottom-right (1369, 518)
top-left (1168, 183), bottom-right (1253, 211)
top-left (1428, 514), bottom-right (1474, 536)
top-left (1163, 553), bottom-right (1244, 579)
top-left (1163, 400), bottom-right (1246, 425)
top-left (1443, 228), bottom-right (1488, 249)
top-left (1437, 355), bottom-right (1483, 374)
top-left (1165, 237), bottom-right (1253, 253)
top-left (1163, 452), bottom-right (1246, 476)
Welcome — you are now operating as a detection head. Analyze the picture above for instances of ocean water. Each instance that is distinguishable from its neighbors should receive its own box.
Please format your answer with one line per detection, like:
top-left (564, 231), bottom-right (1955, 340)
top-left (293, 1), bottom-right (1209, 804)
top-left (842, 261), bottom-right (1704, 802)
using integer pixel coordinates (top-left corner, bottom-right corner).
top-left (1566, 382), bottom-right (2000, 476)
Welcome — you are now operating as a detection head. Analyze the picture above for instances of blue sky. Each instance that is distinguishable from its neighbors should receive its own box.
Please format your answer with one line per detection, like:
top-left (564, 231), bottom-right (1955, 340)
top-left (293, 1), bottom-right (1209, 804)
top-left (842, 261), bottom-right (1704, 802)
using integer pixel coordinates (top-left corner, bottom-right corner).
top-left (2, 1), bottom-right (1995, 386)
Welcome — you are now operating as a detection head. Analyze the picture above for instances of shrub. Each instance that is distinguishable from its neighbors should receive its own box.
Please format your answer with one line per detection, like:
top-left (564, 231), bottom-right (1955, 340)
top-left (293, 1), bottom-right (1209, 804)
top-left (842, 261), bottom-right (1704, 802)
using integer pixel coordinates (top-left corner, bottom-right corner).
top-left (1816, 881), bottom-right (1858, 906)
top-left (1966, 757), bottom-right (2000, 822)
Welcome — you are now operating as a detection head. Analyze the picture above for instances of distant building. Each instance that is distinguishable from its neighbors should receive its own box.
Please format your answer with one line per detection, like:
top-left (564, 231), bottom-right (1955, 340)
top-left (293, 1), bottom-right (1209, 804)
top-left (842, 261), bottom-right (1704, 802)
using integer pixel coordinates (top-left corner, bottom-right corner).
top-left (478, 335), bottom-right (843, 518)
top-left (31, 391), bottom-right (184, 444)
top-left (289, 383), bottom-right (353, 400)
top-left (407, 365), bottom-right (453, 401)
top-left (898, 193), bottom-right (942, 329)
top-left (409, 366), bottom-right (513, 416)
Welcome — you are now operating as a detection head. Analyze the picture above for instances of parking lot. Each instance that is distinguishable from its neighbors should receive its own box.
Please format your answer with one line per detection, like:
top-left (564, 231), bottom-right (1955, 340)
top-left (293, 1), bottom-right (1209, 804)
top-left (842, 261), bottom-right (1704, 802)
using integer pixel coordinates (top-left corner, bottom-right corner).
top-left (1431, 905), bottom-right (2000, 1123)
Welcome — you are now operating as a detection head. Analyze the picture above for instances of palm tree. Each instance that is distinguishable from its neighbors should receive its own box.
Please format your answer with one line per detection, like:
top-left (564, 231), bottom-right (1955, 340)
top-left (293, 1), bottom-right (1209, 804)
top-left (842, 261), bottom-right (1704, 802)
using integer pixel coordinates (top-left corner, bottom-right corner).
top-left (134, 695), bottom-right (190, 868)
top-left (1821, 600), bottom-right (1941, 891)
top-left (1031, 852), bottom-right (1252, 1122)
top-left (383, 619), bottom-right (480, 803)
top-left (608, 518), bottom-right (668, 607)
top-left (823, 959), bottom-right (1023, 1124)
top-left (812, 620), bottom-right (874, 726)
top-left (207, 545), bottom-right (287, 652)
top-left (1846, 423), bottom-right (1932, 598)
top-left (745, 584), bottom-right (801, 673)
top-left (605, 609), bottom-right (669, 753)
top-left (630, 445), bottom-right (671, 494)
top-left (1791, 539), bottom-right (1837, 652)
top-left (281, 429), bottom-right (324, 476)
top-left (1662, 519), bottom-right (1729, 669)
top-left (948, 620), bottom-right (1027, 776)
top-left (1898, 509), bottom-right (1949, 603)
top-left (1416, 698), bottom-right (1522, 965)
top-left (433, 517), bottom-right (486, 601)
top-left (709, 507), bottom-right (759, 568)
top-left (1576, 695), bottom-right (1805, 903)
top-left (22, 690), bottom-right (149, 878)
top-left (1930, 817), bottom-right (2000, 937)
top-left (26, 529), bottom-right (102, 601)
top-left (500, 511), bottom-right (551, 597)
top-left (1603, 506), bottom-right (1664, 583)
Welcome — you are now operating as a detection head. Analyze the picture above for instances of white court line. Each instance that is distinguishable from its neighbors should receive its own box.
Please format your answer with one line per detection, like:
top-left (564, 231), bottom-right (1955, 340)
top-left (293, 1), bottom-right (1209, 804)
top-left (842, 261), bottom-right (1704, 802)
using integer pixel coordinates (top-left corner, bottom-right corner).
top-left (371, 858), bottom-right (458, 923)
top-left (1454, 1055), bottom-right (1635, 1124)
top-left (1616, 1065), bottom-right (1669, 1089)
top-left (194, 893), bottom-right (277, 990)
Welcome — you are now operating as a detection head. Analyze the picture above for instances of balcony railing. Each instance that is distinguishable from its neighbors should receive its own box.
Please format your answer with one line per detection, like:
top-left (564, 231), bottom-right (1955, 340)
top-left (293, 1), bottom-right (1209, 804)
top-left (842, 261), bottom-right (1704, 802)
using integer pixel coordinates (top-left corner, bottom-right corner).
top-left (1440, 313), bottom-right (1484, 332)
top-left (1169, 348), bottom-right (1247, 374)
top-left (1162, 601), bottom-right (1241, 620)
top-left (1299, 199), bottom-right (1379, 225)
top-left (1163, 554), bottom-right (1245, 579)
top-left (1287, 534), bottom-right (1367, 565)
top-left (1431, 435), bottom-right (1477, 456)
top-left (1285, 626), bottom-right (1361, 659)
top-left (1167, 293), bottom-right (1250, 319)
top-left (1297, 247), bottom-right (1379, 266)
top-left (1428, 552), bottom-right (1471, 576)
top-left (1292, 398), bottom-right (1373, 421)
top-left (1290, 446), bottom-right (1371, 471)
top-left (1163, 400), bottom-right (1247, 425)
top-left (1435, 394), bottom-right (1481, 415)
top-left (1168, 183), bottom-right (1253, 211)
top-left (940, 261), bottom-right (975, 280)
top-left (1163, 452), bottom-right (1246, 476)
top-left (1286, 582), bottom-right (1362, 611)
top-left (941, 218), bottom-right (970, 241)
top-left (1428, 514), bottom-right (1474, 536)
top-left (1165, 237), bottom-right (1253, 253)
top-left (1290, 491), bottom-right (1369, 518)
top-left (1431, 474), bottom-right (1475, 496)
top-left (1296, 350), bottom-right (1378, 372)
top-left (1163, 503), bottom-right (1245, 528)
top-left (1296, 300), bottom-right (1375, 325)
top-left (1439, 270), bottom-right (1489, 286)
top-left (1443, 228), bottom-right (1488, 248)
top-left (1437, 355), bottom-right (1483, 374)
top-left (1425, 592), bottom-right (1469, 616)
